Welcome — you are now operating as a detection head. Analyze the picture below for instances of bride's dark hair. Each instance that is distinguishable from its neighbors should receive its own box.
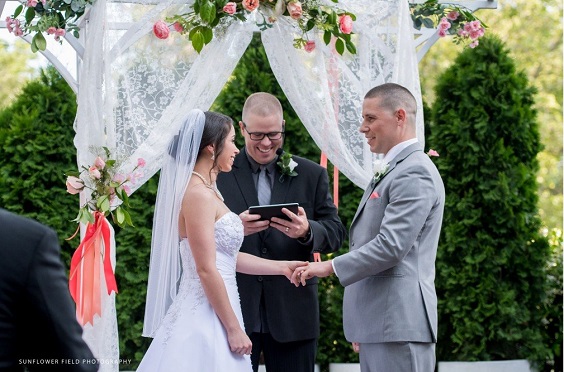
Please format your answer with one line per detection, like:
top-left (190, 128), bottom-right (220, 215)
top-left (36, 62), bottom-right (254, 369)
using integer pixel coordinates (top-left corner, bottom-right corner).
top-left (198, 111), bottom-right (233, 173)
top-left (169, 111), bottom-right (233, 173)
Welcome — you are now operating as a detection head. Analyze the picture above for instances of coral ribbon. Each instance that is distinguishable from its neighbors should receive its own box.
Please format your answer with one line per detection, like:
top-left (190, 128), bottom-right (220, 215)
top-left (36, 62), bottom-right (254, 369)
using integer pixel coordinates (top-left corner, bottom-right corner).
top-left (69, 211), bottom-right (118, 326)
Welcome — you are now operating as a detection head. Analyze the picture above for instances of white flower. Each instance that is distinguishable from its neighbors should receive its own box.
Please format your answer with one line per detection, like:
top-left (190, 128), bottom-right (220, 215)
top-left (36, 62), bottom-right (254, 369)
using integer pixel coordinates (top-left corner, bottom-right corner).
top-left (288, 158), bottom-right (298, 172)
top-left (372, 156), bottom-right (389, 182)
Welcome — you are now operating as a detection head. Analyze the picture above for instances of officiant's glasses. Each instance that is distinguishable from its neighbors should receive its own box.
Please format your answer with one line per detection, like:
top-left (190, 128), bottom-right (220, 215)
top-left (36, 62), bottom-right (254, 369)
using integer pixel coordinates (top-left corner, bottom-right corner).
top-left (242, 122), bottom-right (285, 141)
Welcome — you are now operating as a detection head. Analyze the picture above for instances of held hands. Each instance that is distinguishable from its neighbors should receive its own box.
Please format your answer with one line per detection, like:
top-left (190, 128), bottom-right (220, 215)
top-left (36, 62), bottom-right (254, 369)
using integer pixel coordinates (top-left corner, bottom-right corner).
top-left (281, 260), bottom-right (309, 282)
top-left (290, 261), bottom-right (335, 286)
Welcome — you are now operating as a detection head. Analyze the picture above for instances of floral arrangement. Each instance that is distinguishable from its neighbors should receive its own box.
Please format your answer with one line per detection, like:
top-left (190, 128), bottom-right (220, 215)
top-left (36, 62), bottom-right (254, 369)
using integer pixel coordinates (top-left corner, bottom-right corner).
top-left (65, 147), bottom-right (145, 229)
top-left (372, 156), bottom-right (389, 183)
top-left (5, 0), bottom-right (95, 52)
top-left (277, 151), bottom-right (298, 181)
top-left (410, 0), bottom-right (486, 48)
top-left (153, 0), bottom-right (356, 55)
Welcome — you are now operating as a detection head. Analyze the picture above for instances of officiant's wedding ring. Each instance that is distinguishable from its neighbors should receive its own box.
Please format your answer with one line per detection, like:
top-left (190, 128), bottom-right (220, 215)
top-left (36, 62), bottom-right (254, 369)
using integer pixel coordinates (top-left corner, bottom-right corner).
top-left (285, 227), bottom-right (289, 232)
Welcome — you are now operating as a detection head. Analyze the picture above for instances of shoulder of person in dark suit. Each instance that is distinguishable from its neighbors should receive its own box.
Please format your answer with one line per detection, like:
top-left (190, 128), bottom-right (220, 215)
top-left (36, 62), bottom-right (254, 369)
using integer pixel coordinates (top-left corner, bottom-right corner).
top-left (0, 209), bottom-right (98, 372)
top-left (281, 154), bottom-right (347, 254)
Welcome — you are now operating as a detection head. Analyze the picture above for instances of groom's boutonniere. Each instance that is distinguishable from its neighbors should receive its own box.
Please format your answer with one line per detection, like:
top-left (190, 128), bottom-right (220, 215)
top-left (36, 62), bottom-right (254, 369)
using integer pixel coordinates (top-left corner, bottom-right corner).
top-left (277, 151), bottom-right (298, 182)
top-left (372, 156), bottom-right (389, 183)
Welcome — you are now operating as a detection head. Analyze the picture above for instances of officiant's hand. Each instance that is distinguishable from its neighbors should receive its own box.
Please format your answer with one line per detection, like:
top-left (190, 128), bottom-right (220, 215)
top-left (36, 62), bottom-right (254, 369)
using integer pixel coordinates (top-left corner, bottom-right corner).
top-left (291, 261), bottom-right (334, 286)
top-left (240, 210), bottom-right (270, 236)
top-left (270, 206), bottom-right (310, 239)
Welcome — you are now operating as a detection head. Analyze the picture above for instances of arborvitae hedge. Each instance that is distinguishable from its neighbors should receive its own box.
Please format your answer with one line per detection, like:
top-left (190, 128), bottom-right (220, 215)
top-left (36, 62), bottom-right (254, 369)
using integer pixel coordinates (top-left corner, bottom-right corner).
top-left (428, 36), bottom-right (551, 367)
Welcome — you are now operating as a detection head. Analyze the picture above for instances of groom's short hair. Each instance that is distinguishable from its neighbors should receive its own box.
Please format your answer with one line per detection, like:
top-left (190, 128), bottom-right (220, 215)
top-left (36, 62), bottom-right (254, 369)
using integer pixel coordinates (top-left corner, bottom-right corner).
top-left (242, 92), bottom-right (283, 122)
top-left (365, 83), bottom-right (417, 122)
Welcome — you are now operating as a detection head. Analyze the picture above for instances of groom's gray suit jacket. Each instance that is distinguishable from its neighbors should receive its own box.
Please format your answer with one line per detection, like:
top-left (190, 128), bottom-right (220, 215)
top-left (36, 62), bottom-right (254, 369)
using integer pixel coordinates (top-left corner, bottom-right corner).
top-left (333, 143), bottom-right (445, 344)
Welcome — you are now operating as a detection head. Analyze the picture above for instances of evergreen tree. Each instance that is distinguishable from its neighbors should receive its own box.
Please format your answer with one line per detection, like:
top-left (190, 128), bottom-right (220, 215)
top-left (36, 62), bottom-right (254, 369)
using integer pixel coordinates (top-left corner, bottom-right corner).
top-left (429, 36), bottom-right (551, 366)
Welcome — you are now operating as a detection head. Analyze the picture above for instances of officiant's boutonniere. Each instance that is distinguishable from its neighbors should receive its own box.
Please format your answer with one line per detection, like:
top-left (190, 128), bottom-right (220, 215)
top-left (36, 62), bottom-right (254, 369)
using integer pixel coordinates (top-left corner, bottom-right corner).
top-left (277, 151), bottom-right (298, 182)
top-left (372, 157), bottom-right (389, 183)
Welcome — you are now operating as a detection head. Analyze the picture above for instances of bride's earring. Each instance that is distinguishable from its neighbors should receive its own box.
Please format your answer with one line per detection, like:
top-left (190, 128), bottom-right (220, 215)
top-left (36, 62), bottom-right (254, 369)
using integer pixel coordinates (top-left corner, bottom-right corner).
top-left (211, 152), bottom-right (215, 161)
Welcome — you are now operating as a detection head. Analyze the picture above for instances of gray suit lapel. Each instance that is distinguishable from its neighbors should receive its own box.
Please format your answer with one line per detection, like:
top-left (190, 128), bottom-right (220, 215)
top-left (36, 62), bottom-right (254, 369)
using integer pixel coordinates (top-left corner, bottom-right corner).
top-left (351, 144), bottom-right (422, 226)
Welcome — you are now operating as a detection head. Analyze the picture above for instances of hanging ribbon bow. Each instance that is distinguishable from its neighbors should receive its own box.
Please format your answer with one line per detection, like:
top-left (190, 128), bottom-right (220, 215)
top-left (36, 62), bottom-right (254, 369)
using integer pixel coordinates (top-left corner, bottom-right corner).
top-left (69, 211), bottom-right (118, 326)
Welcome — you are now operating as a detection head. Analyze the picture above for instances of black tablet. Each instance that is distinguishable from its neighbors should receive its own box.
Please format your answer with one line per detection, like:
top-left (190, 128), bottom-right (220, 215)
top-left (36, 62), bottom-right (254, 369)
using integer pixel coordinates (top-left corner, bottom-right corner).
top-left (248, 203), bottom-right (299, 221)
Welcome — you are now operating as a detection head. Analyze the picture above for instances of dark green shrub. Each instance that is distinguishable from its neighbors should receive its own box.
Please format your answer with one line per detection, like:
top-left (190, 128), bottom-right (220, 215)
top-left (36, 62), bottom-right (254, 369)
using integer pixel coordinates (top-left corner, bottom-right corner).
top-left (429, 36), bottom-right (551, 367)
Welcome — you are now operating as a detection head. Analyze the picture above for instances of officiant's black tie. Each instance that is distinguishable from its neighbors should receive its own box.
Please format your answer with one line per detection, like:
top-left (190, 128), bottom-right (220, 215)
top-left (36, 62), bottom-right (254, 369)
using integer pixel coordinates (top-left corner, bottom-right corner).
top-left (257, 165), bottom-right (271, 206)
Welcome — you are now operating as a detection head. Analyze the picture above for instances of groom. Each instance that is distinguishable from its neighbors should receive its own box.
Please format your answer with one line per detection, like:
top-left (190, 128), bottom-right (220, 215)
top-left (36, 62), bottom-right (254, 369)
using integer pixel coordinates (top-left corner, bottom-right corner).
top-left (293, 83), bottom-right (445, 372)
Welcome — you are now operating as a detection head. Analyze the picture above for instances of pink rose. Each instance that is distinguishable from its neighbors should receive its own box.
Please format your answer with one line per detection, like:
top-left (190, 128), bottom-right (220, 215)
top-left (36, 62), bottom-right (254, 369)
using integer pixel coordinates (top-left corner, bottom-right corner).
top-left (137, 158), bottom-right (146, 168)
top-left (173, 22), bottom-right (184, 32)
top-left (242, 0), bottom-right (259, 12)
top-left (26, 0), bottom-right (38, 7)
top-left (47, 27), bottom-right (57, 35)
top-left (469, 40), bottom-right (479, 48)
top-left (123, 184), bottom-right (132, 196)
top-left (223, 2), bottom-right (237, 15)
top-left (427, 149), bottom-right (440, 157)
top-left (438, 29), bottom-right (447, 37)
top-left (287, 1), bottom-right (303, 20)
top-left (89, 166), bottom-right (101, 179)
top-left (447, 11), bottom-right (459, 20)
top-left (55, 28), bottom-right (66, 37)
top-left (153, 20), bottom-right (170, 40)
top-left (66, 176), bottom-right (84, 194)
top-left (338, 14), bottom-right (353, 35)
top-left (304, 40), bottom-right (316, 53)
top-left (439, 17), bottom-right (451, 31)
top-left (113, 174), bottom-right (126, 183)
top-left (94, 156), bottom-right (105, 169)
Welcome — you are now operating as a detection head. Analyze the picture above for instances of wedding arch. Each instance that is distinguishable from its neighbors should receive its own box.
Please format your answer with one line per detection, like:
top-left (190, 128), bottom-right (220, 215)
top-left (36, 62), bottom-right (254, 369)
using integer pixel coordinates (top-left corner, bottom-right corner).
top-left (0, 0), bottom-right (496, 370)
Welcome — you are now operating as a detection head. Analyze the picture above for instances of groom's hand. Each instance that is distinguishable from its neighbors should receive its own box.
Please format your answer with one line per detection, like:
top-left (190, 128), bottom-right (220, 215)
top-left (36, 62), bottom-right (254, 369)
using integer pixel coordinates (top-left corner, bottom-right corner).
top-left (240, 210), bottom-right (270, 236)
top-left (291, 261), bottom-right (334, 286)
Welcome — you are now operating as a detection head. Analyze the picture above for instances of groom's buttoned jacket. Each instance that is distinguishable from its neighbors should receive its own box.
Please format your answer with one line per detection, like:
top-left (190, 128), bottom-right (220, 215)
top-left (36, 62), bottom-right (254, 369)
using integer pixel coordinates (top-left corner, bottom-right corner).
top-left (217, 148), bottom-right (346, 342)
top-left (333, 143), bottom-right (445, 344)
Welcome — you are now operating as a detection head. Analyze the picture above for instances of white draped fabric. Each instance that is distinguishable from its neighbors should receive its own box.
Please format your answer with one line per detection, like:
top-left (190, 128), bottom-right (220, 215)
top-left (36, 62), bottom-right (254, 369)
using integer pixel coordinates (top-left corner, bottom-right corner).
top-left (72, 0), bottom-right (422, 368)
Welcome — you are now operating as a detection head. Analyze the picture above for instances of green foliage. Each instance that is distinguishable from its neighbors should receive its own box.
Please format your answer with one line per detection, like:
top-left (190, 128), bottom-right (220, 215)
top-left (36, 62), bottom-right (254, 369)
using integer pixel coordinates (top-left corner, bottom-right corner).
top-left (213, 33), bottom-right (361, 370)
top-left (419, 0), bottom-right (563, 231)
top-left (0, 66), bottom-right (79, 265)
top-left (429, 36), bottom-right (552, 366)
top-left (0, 66), bottom-right (156, 370)
top-left (0, 40), bottom-right (38, 109)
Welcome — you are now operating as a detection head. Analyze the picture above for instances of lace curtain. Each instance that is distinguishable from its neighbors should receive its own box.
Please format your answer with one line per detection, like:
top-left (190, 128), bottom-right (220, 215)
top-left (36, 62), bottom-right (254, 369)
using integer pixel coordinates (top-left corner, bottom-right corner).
top-left (72, 0), bottom-right (421, 368)
top-left (263, 0), bottom-right (423, 189)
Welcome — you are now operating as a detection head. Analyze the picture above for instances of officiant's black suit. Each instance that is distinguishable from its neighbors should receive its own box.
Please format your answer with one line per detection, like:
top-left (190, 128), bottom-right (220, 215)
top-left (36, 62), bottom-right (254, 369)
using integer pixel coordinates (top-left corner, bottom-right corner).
top-left (0, 209), bottom-right (97, 372)
top-left (218, 148), bottom-right (346, 372)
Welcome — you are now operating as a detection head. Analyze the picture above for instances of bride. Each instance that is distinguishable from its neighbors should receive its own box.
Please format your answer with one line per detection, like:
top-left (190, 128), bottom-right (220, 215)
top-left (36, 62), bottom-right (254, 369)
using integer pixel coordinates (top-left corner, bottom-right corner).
top-left (138, 109), bottom-right (306, 371)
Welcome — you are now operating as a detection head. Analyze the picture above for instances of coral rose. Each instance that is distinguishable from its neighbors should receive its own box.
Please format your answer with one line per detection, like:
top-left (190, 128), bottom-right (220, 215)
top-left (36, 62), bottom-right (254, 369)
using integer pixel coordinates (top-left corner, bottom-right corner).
top-left (304, 40), bottom-right (316, 53)
top-left (338, 14), bottom-right (353, 34)
top-left (287, 1), bottom-right (303, 20)
top-left (173, 22), bottom-right (184, 32)
top-left (242, 0), bottom-right (259, 12)
top-left (223, 2), bottom-right (237, 14)
top-left (153, 20), bottom-right (170, 40)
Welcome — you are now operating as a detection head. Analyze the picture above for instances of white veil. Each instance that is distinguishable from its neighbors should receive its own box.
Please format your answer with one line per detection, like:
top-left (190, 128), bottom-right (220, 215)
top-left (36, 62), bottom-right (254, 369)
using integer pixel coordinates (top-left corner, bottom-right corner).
top-left (142, 109), bottom-right (206, 337)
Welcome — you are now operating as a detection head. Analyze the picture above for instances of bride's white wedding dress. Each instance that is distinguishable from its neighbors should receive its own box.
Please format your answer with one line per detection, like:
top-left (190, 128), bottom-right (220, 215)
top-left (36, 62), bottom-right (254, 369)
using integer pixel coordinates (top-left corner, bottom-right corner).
top-left (137, 212), bottom-right (252, 371)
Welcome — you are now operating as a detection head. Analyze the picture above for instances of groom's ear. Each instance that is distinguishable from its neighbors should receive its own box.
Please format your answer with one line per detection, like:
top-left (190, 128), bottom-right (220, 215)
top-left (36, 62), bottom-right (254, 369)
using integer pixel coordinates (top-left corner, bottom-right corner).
top-left (238, 121), bottom-right (245, 133)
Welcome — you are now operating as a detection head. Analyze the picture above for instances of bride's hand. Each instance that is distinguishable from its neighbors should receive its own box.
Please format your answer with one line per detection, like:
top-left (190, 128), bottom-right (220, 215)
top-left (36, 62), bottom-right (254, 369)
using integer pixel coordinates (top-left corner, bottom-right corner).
top-left (282, 261), bottom-right (309, 283)
top-left (227, 328), bottom-right (252, 356)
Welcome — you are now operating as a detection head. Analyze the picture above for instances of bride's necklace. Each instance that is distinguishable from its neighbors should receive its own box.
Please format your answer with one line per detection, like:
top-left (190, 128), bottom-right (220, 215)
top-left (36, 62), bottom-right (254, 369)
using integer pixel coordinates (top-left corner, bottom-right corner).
top-left (192, 171), bottom-right (224, 201)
